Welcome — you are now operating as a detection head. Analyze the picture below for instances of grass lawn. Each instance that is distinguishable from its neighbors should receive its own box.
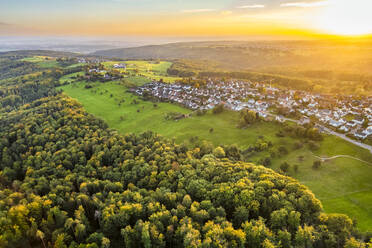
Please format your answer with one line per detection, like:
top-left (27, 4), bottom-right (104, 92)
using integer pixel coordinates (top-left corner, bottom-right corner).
top-left (21, 56), bottom-right (60, 68)
top-left (59, 72), bottom-right (85, 84)
top-left (21, 56), bottom-right (83, 69)
top-left (60, 77), bottom-right (372, 232)
top-left (66, 63), bottom-right (86, 69)
top-left (103, 60), bottom-right (182, 83)
top-left (21, 56), bottom-right (47, 63)
top-left (322, 190), bottom-right (372, 231)
top-left (123, 75), bottom-right (152, 86)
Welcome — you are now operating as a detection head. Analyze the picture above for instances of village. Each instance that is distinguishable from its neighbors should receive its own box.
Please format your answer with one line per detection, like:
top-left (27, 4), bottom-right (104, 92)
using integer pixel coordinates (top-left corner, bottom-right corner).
top-left (134, 80), bottom-right (372, 142)
top-left (79, 58), bottom-right (372, 144)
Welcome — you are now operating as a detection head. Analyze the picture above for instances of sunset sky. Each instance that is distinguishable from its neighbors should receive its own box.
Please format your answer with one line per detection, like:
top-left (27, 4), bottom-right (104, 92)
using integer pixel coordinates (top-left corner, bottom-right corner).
top-left (1, 0), bottom-right (372, 38)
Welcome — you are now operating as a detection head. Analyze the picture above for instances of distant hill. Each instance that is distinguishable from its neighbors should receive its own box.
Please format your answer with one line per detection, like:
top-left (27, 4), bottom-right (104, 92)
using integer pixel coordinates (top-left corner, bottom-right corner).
top-left (92, 40), bottom-right (372, 73)
top-left (0, 50), bottom-right (80, 58)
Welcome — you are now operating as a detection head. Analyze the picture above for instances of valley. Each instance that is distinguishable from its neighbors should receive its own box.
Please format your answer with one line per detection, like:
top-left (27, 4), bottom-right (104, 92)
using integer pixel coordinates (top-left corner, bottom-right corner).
top-left (56, 58), bottom-right (372, 232)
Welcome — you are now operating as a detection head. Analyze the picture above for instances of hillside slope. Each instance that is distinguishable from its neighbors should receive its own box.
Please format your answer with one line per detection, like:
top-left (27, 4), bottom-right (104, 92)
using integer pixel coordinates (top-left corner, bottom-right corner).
top-left (92, 40), bottom-right (372, 74)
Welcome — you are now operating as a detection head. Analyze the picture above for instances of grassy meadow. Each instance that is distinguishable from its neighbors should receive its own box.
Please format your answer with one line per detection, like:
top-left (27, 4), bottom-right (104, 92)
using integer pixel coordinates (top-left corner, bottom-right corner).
top-left (59, 56), bottom-right (372, 232)
top-left (103, 60), bottom-right (182, 83)
top-left (21, 56), bottom-right (61, 68)
top-left (59, 74), bottom-right (372, 231)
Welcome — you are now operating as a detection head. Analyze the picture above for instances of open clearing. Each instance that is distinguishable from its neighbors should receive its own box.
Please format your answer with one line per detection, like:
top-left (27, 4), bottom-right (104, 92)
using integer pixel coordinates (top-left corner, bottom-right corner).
top-left (21, 56), bottom-right (61, 68)
top-left (21, 56), bottom-right (84, 69)
top-left (60, 72), bottom-right (372, 232)
top-left (103, 60), bottom-right (182, 83)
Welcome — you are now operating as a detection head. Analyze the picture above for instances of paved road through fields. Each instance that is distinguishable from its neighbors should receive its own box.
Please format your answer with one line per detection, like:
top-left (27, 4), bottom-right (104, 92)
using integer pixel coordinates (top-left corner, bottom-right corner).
top-left (265, 112), bottom-right (372, 154)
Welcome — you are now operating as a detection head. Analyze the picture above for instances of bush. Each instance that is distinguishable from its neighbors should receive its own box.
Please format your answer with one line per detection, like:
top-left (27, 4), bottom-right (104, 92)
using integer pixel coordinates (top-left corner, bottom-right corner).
top-left (308, 141), bottom-right (320, 151)
top-left (213, 146), bottom-right (226, 158)
top-left (293, 142), bottom-right (303, 150)
top-left (196, 109), bottom-right (207, 116)
top-left (212, 104), bottom-right (224, 114)
top-left (280, 162), bottom-right (290, 172)
top-left (278, 146), bottom-right (289, 156)
top-left (276, 131), bottom-right (285, 137)
top-left (313, 160), bottom-right (322, 170)
top-left (259, 157), bottom-right (272, 167)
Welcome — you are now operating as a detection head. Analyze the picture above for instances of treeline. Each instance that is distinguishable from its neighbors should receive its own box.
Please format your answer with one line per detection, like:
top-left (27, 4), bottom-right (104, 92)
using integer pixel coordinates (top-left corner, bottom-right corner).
top-left (199, 71), bottom-right (312, 91)
top-left (265, 68), bottom-right (372, 84)
top-left (167, 60), bottom-right (220, 78)
top-left (0, 58), bottom-right (40, 80)
top-left (168, 61), bottom-right (371, 96)
top-left (0, 70), bottom-right (60, 111)
top-left (0, 63), bottom-right (82, 112)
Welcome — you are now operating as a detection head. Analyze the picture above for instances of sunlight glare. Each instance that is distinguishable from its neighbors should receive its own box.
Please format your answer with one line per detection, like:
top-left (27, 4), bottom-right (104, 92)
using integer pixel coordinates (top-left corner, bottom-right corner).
top-left (314, 0), bottom-right (372, 35)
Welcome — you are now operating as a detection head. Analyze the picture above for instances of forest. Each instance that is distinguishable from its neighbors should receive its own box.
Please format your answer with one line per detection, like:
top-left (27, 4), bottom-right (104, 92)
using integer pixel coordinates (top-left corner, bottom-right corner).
top-left (0, 53), bottom-right (371, 247)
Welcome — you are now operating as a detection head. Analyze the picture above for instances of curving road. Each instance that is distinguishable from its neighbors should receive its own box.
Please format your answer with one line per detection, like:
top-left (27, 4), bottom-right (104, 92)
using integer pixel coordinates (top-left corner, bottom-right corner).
top-left (265, 111), bottom-right (372, 154)
top-left (317, 125), bottom-right (372, 154)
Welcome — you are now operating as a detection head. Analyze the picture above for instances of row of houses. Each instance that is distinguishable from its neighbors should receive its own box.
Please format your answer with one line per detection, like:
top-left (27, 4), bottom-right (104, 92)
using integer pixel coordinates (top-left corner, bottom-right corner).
top-left (297, 95), bottom-right (372, 140)
top-left (135, 81), bottom-right (270, 114)
top-left (135, 79), bottom-right (372, 141)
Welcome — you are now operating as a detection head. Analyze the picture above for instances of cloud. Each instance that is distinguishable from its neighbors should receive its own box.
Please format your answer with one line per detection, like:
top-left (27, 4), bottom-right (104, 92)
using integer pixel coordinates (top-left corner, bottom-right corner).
top-left (181, 9), bottom-right (216, 13)
top-left (280, 1), bottom-right (329, 7)
top-left (0, 22), bottom-right (10, 26)
top-left (237, 4), bottom-right (265, 9)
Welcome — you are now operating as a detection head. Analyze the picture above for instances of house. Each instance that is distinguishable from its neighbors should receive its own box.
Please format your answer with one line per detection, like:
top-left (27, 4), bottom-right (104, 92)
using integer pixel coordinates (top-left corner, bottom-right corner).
top-left (365, 126), bottom-right (372, 136)
top-left (354, 131), bottom-right (369, 140)
top-left (275, 115), bottom-right (285, 123)
top-left (329, 119), bottom-right (342, 128)
top-left (258, 112), bottom-right (268, 119)
top-left (339, 126), bottom-right (349, 133)
top-left (346, 121), bottom-right (357, 128)
top-left (299, 117), bottom-right (310, 125)
top-left (353, 117), bottom-right (364, 125)
top-left (114, 63), bottom-right (126, 69)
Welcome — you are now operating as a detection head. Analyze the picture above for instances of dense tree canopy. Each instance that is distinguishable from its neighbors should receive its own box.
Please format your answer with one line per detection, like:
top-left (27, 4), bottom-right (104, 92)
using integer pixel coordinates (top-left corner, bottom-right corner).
top-left (0, 95), bottom-right (369, 247)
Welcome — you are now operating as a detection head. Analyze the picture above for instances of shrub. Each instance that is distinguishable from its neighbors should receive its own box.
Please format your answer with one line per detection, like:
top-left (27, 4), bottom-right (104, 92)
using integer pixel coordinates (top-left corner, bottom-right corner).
top-left (280, 162), bottom-right (290, 172)
top-left (308, 141), bottom-right (320, 151)
top-left (212, 104), bottom-right (224, 114)
top-left (213, 146), bottom-right (226, 158)
top-left (278, 146), bottom-right (289, 156)
top-left (312, 160), bottom-right (322, 170)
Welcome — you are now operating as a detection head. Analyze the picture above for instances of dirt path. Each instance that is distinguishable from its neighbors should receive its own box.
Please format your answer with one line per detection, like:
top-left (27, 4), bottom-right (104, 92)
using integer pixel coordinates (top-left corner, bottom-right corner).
top-left (312, 154), bottom-right (372, 165)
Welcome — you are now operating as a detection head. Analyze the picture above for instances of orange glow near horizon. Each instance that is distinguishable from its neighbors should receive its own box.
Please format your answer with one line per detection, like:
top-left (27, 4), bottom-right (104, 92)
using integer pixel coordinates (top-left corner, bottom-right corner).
top-left (2, 0), bottom-right (372, 39)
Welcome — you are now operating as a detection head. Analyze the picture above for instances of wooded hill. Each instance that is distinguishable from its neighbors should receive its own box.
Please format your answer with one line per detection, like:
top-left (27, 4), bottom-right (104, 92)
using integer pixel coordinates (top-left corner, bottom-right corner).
top-left (93, 40), bottom-right (372, 95)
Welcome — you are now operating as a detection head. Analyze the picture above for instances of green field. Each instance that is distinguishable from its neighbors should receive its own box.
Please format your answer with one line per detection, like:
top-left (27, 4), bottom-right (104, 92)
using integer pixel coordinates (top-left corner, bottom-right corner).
top-left (59, 71), bottom-right (85, 84)
top-left (21, 56), bottom-right (61, 68)
top-left (60, 74), bottom-right (372, 232)
top-left (21, 56), bottom-right (83, 69)
top-left (103, 60), bottom-right (182, 83)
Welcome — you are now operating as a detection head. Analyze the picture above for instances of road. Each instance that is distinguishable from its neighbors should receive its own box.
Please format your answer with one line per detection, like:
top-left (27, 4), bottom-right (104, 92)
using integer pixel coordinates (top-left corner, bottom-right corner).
top-left (317, 125), bottom-right (372, 154)
top-left (264, 112), bottom-right (372, 154)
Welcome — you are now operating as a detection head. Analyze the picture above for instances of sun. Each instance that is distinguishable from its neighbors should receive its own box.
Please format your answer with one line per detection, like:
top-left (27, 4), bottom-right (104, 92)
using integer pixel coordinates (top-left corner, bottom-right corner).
top-left (313, 0), bottom-right (372, 36)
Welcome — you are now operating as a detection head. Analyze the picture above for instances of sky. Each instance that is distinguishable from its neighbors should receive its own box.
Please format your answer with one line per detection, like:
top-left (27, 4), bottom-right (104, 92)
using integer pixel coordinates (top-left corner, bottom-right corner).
top-left (1, 0), bottom-right (372, 38)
